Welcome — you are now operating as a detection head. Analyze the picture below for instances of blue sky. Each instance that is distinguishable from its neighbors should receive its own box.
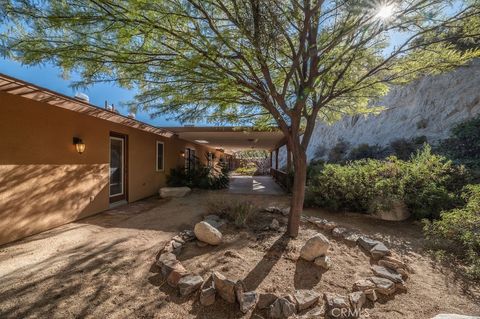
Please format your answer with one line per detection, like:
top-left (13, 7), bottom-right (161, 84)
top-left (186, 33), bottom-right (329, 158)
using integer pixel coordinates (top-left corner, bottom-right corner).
top-left (0, 57), bottom-right (183, 127)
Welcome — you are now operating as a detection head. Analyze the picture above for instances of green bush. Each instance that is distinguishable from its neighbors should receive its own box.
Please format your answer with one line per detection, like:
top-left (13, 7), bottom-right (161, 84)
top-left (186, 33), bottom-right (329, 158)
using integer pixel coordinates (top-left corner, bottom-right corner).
top-left (328, 140), bottom-right (350, 163)
top-left (389, 136), bottom-right (427, 160)
top-left (423, 184), bottom-right (480, 279)
top-left (166, 154), bottom-right (229, 190)
top-left (306, 145), bottom-right (467, 219)
top-left (347, 143), bottom-right (387, 161)
top-left (438, 115), bottom-right (480, 175)
top-left (234, 164), bottom-right (257, 176)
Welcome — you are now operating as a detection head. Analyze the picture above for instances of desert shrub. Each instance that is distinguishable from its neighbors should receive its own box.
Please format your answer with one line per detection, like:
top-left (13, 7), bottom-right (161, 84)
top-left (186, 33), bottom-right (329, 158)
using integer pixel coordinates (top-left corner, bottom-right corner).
top-left (328, 139), bottom-right (350, 163)
top-left (234, 162), bottom-right (258, 176)
top-left (438, 115), bottom-right (480, 175)
top-left (389, 136), bottom-right (427, 160)
top-left (166, 154), bottom-right (229, 190)
top-left (208, 199), bottom-right (258, 227)
top-left (423, 184), bottom-right (480, 279)
top-left (347, 143), bottom-right (387, 161)
top-left (306, 145), bottom-right (467, 219)
top-left (307, 160), bottom-right (325, 184)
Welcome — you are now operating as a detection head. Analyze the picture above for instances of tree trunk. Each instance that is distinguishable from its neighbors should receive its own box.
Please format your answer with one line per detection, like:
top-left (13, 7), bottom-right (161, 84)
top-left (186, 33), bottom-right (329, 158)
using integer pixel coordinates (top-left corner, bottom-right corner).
top-left (287, 147), bottom-right (307, 237)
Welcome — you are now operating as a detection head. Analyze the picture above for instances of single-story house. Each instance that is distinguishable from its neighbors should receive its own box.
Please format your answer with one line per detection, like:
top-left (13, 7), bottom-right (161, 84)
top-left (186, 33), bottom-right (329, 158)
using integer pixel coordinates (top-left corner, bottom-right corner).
top-left (0, 73), bottom-right (229, 246)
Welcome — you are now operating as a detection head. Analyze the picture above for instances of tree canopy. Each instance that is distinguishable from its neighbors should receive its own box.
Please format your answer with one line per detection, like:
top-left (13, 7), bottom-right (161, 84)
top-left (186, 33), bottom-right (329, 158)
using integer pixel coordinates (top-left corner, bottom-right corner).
top-left (1, 0), bottom-right (479, 236)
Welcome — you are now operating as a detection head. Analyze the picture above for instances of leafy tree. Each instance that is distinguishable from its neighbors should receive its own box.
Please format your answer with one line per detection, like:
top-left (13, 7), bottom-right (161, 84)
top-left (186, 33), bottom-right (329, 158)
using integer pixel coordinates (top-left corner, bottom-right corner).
top-left (1, 0), bottom-right (479, 236)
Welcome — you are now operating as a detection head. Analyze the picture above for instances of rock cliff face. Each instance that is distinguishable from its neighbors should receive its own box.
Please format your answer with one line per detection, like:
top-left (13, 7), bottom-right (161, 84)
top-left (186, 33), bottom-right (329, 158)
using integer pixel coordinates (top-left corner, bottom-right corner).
top-left (276, 60), bottom-right (480, 168)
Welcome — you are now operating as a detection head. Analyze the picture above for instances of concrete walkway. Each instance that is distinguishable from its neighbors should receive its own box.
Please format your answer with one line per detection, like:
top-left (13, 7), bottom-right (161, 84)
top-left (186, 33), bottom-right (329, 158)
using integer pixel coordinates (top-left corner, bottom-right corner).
top-left (227, 175), bottom-right (285, 195)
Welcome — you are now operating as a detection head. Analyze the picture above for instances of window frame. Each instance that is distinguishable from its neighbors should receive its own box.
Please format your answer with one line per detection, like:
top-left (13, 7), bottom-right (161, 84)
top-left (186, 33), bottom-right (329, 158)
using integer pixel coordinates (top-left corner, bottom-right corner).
top-left (156, 141), bottom-right (165, 172)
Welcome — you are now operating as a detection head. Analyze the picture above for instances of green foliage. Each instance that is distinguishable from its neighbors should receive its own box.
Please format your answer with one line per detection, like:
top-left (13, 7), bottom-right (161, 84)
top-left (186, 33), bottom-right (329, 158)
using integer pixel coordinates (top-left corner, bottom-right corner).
top-left (208, 199), bottom-right (258, 227)
top-left (389, 136), bottom-right (427, 160)
top-left (307, 145), bottom-right (467, 219)
top-left (424, 185), bottom-right (480, 279)
top-left (438, 115), bottom-right (480, 174)
top-left (328, 140), bottom-right (350, 163)
top-left (234, 164), bottom-right (258, 176)
top-left (167, 155), bottom-right (229, 190)
top-left (347, 143), bottom-right (386, 161)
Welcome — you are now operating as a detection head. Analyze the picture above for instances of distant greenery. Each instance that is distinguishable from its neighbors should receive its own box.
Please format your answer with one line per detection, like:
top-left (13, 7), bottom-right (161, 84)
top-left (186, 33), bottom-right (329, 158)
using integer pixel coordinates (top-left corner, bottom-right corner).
top-left (167, 154), bottom-right (229, 190)
top-left (424, 184), bottom-right (480, 280)
top-left (437, 115), bottom-right (480, 176)
top-left (305, 146), bottom-right (468, 219)
top-left (234, 163), bottom-right (258, 176)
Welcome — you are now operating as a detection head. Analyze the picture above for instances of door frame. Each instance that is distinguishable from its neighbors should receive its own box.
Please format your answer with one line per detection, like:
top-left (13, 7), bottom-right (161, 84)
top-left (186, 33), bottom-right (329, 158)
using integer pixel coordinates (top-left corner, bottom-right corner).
top-left (109, 132), bottom-right (128, 204)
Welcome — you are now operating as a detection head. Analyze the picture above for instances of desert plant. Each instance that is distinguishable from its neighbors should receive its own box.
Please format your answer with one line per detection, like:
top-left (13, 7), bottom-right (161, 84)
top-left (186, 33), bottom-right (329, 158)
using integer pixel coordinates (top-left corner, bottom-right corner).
top-left (209, 199), bottom-right (258, 227)
top-left (347, 143), bottom-right (387, 161)
top-left (389, 136), bottom-right (427, 160)
top-left (306, 145), bottom-right (467, 219)
top-left (423, 184), bottom-right (480, 279)
top-left (328, 140), bottom-right (350, 163)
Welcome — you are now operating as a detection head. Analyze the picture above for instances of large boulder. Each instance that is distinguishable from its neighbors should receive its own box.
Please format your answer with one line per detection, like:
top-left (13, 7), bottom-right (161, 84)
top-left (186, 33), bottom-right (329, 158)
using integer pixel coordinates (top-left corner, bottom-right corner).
top-left (194, 221), bottom-right (222, 245)
top-left (159, 186), bottom-right (191, 198)
top-left (300, 234), bottom-right (330, 261)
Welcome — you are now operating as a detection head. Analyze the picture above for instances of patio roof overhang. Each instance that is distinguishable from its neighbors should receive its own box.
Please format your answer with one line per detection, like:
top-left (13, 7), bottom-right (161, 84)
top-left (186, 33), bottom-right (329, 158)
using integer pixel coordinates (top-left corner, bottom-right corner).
top-left (0, 73), bottom-right (174, 138)
top-left (166, 126), bottom-right (286, 154)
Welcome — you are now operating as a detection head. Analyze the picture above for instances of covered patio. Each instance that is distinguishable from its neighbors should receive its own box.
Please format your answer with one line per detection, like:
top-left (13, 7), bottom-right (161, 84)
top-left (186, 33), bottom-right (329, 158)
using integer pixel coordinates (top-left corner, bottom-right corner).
top-left (166, 126), bottom-right (291, 190)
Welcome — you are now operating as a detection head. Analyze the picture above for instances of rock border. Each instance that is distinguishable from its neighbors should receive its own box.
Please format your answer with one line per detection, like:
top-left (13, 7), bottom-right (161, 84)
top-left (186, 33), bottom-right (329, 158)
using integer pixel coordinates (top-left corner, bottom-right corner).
top-left (154, 209), bottom-right (412, 318)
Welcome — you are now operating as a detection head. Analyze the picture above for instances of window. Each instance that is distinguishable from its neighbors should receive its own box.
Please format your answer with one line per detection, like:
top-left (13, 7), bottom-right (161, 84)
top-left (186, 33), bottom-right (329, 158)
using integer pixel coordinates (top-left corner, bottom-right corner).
top-left (185, 148), bottom-right (196, 172)
top-left (156, 141), bottom-right (164, 171)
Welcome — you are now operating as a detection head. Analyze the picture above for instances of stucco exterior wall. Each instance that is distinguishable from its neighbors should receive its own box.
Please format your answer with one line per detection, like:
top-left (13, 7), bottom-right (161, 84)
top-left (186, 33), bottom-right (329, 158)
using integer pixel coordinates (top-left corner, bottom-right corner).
top-left (278, 60), bottom-right (480, 168)
top-left (0, 92), bottom-right (220, 245)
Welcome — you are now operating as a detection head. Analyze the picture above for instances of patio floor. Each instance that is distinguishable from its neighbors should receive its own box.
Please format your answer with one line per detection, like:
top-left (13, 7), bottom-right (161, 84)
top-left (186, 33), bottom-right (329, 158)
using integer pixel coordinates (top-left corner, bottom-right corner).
top-left (226, 175), bottom-right (285, 195)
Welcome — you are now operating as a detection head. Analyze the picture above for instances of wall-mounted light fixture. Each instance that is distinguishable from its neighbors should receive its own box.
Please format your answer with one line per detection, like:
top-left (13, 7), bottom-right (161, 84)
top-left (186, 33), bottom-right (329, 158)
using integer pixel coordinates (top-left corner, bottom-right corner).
top-left (180, 150), bottom-right (185, 157)
top-left (73, 137), bottom-right (86, 154)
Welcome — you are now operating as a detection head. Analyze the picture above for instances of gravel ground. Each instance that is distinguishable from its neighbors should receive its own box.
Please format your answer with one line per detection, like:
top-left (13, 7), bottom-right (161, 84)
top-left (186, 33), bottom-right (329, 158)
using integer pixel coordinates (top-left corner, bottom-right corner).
top-left (0, 191), bottom-right (478, 319)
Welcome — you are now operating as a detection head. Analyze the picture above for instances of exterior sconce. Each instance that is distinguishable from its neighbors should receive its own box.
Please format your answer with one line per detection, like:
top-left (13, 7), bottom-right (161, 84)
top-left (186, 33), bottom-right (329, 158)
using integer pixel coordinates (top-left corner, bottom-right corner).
top-left (73, 137), bottom-right (86, 154)
top-left (180, 151), bottom-right (185, 157)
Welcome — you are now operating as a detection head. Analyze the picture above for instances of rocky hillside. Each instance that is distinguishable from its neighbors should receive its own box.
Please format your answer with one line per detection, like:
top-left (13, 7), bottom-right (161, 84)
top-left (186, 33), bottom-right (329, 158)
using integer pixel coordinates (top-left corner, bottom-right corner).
top-left (277, 59), bottom-right (480, 167)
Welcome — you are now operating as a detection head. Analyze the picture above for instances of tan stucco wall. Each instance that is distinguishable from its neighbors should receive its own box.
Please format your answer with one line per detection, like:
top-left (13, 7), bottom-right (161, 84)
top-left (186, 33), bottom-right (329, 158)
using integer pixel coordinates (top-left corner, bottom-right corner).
top-left (0, 92), bottom-right (221, 246)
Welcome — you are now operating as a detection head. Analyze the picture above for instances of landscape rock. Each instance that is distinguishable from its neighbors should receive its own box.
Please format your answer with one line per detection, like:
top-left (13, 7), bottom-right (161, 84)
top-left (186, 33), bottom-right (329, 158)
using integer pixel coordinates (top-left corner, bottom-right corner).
top-left (160, 258), bottom-right (183, 277)
top-left (324, 292), bottom-right (351, 319)
top-left (368, 276), bottom-right (396, 295)
top-left (324, 221), bottom-right (337, 231)
top-left (199, 286), bottom-right (216, 306)
top-left (194, 221), bottom-right (222, 245)
top-left (332, 227), bottom-right (348, 238)
top-left (179, 229), bottom-right (196, 242)
top-left (163, 240), bottom-right (183, 254)
top-left (298, 306), bottom-right (325, 318)
top-left (365, 289), bottom-right (377, 302)
top-left (342, 231), bottom-right (362, 245)
top-left (199, 274), bottom-right (216, 306)
top-left (257, 293), bottom-right (278, 309)
top-left (357, 236), bottom-right (382, 251)
top-left (352, 279), bottom-right (375, 292)
top-left (269, 297), bottom-right (297, 319)
top-left (270, 218), bottom-right (280, 230)
top-left (370, 242), bottom-right (391, 259)
top-left (238, 291), bottom-right (259, 314)
top-left (159, 186), bottom-right (191, 198)
top-left (348, 291), bottom-right (366, 316)
top-left (371, 265), bottom-right (404, 284)
top-left (300, 234), bottom-right (330, 261)
top-left (314, 255), bottom-right (332, 270)
top-left (212, 272), bottom-right (236, 303)
top-left (381, 255), bottom-right (410, 271)
top-left (294, 290), bottom-right (320, 312)
top-left (156, 252), bottom-right (177, 268)
top-left (166, 263), bottom-right (188, 287)
top-left (178, 275), bottom-right (203, 296)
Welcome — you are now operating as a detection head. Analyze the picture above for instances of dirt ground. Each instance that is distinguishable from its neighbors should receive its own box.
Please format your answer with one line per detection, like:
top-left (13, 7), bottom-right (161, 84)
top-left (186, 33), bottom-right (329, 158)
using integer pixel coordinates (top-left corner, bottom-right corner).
top-left (0, 190), bottom-right (479, 319)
